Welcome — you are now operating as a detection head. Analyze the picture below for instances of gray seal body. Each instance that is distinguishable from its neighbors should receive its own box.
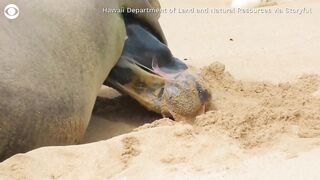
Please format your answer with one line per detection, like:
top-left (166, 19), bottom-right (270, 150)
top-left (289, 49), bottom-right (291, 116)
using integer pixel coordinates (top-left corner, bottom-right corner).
top-left (0, 0), bottom-right (164, 160)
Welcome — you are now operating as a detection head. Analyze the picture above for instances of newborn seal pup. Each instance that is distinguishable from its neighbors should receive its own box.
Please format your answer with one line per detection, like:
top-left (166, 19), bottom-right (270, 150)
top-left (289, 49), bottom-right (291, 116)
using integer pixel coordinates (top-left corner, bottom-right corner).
top-left (106, 14), bottom-right (211, 122)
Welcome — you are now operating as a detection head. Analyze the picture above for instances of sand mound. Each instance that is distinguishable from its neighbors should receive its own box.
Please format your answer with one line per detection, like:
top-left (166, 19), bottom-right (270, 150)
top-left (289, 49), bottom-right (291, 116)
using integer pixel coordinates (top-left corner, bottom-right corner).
top-left (196, 62), bottom-right (320, 148)
top-left (0, 62), bottom-right (319, 179)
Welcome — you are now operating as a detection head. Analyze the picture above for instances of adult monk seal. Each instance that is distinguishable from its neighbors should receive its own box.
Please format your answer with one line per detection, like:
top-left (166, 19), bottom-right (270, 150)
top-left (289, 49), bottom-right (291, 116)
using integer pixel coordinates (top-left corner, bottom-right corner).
top-left (0, 0), bottom-right (166, 161)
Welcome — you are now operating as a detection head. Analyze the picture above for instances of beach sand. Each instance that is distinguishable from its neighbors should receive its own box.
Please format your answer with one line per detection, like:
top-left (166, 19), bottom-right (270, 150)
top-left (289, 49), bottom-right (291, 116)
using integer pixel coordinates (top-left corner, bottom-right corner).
top-left (1, 0), bottom-right (320, 179)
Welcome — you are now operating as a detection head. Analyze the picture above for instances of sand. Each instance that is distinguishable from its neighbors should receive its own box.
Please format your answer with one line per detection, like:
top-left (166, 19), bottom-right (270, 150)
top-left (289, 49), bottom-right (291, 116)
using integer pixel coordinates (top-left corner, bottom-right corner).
top-left (1, 0), bottom-right (320, 179)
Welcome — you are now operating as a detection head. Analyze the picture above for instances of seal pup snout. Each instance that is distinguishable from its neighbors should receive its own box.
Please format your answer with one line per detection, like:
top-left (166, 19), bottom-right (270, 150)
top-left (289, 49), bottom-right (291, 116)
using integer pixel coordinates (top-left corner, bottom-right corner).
top-left (157, 68), bottom-right (212, 122)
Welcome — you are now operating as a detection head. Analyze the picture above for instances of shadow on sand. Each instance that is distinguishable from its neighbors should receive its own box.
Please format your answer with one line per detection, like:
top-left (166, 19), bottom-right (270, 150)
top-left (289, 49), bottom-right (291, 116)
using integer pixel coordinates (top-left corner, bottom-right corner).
top-left (82, 96), bottom-right (161, 143)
